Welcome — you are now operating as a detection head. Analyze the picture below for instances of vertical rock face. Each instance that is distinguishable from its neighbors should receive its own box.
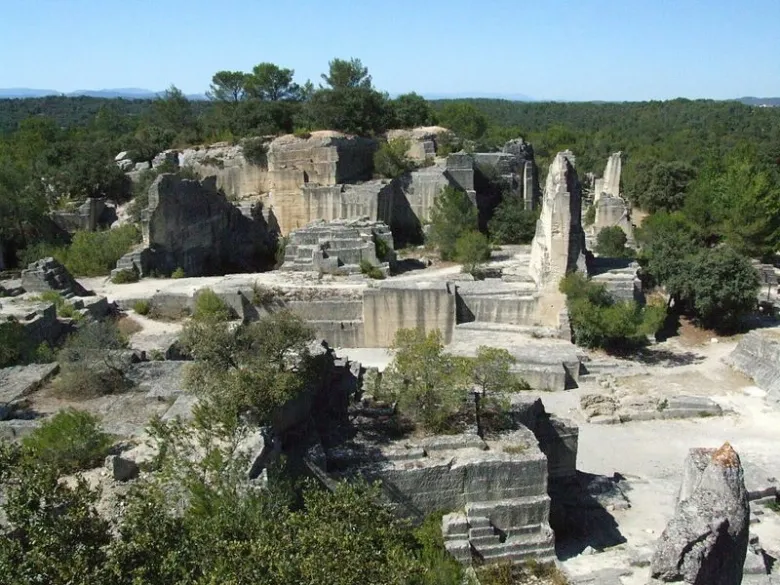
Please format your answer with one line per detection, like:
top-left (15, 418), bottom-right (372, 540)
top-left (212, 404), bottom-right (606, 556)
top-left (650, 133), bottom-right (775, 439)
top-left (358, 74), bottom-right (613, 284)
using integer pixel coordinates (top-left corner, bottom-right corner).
top-left (115, 174), bottom-right (275, 277)
top-left (593, 152), bottom-right (622, 202)
top-left (651, 442), bottom-right (750, 585)
top-left (529, 151), bottom-right (587, 290)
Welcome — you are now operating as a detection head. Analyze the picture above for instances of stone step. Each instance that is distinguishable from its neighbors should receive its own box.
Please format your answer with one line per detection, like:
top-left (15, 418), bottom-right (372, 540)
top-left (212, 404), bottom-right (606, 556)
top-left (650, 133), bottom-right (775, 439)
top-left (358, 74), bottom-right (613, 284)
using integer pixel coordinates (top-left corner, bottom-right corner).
top-left (468, 526), bottom-right (496, 539)
top-left (467, 516), bottom-right (491, 530)
top-left (473, 540), bottom-right (556, 562)
top-left (469, 534), bottom-right (502, 546)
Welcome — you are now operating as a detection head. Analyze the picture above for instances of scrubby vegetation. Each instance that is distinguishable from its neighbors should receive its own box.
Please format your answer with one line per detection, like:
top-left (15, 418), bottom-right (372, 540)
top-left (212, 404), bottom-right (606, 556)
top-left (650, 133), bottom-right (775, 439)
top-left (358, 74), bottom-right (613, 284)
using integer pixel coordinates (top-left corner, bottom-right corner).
top-left (488, 198), bottom-right (539, 245)
top-left (360, 258), bottom-right (385, 279)
top-left (373, 137), bottom-right (416, 179)
top-left (192, 288), bottom-right (233, 321)
top-left (595, 226), bottom-right (635, 258)
top-left (560, 273), bottom-right (666, 351)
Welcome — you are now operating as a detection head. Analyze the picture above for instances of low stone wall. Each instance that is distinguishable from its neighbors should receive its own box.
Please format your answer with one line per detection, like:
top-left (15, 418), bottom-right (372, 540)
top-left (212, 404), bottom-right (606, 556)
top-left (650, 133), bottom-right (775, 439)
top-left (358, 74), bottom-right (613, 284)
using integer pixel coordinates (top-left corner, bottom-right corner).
top-left (363, 281), bottom-right (457, 347)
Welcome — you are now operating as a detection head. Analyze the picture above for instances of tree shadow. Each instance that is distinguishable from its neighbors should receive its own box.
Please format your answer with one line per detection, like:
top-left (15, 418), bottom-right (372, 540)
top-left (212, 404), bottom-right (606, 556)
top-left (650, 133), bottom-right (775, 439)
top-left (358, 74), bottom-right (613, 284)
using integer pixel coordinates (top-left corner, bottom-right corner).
top-left (606, 346), bottom-right (705, 367)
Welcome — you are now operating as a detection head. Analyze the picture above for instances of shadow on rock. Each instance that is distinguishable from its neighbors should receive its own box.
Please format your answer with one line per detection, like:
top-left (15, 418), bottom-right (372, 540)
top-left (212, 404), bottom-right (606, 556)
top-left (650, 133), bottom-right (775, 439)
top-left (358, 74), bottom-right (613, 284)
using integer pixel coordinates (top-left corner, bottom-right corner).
top-left (550, 471), bottom-right (629, 560)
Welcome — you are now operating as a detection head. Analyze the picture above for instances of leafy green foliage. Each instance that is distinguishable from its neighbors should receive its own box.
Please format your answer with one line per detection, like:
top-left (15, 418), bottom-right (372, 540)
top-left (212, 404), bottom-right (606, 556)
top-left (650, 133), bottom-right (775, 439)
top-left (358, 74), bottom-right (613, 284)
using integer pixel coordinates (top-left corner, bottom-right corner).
top-left (428, 186), bottom-right (479, 260)
top-left (390, 93), bottom-right (434, 128)
top-left (560, 273), bottom-right (666, 350)
top-left (455, 230), bottom-right (491, 276)
top-left (321, 57), bottom-right (372, 90)
top-left (437, 102), bottom-right (489, 140)
top-left (623, 159), bottom-right (696, 212)
top-left (242, 136), bottom-right (269, 166)
top-left (22, 409), bottom-right (112, 474)
top-left (472, 346), bottom-right (529, 396)
top-left (181, 311), bottom-right (317, 428)
top-left (382, 328), bottom-right (472, 433)
top-left (0, 321), bottom-right (31, 368)
top-left (192, 288), bottom-right (233, 322)
top-left (245, 63), bottom-right (301, 101)
top-left (111, 267), bottom-right (139, 284)
top-left (133, 300), bottom-right (151, 315)
top-left (595, 226), bottom-right (634, 258)
top-left (374, 138), bottom-right (416, 178)
top-left (302, 86), bottom-right (390, 136)
top-left (170, 267), bottom-right (185, 279)
top-left (488, 198), bottom-right (539, 244)
top-left (360, 259), bottom-right (386, 280)
top-left (22, 224), bottom-right (141, 277)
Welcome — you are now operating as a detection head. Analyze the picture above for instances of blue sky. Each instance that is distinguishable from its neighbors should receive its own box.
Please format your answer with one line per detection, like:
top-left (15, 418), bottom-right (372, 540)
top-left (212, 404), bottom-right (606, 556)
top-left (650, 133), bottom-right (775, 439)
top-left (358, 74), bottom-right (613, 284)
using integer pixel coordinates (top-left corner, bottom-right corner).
top-left (1, 0), bottom-right (779, 101)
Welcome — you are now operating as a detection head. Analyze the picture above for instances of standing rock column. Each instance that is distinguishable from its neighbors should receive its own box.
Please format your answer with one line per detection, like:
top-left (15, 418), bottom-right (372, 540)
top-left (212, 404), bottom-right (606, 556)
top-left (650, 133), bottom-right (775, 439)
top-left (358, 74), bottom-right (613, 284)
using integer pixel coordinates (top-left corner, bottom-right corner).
top-left (529, 150), bottom-right (587, 290)
top-left (650, 442), bottom-right (750, 584)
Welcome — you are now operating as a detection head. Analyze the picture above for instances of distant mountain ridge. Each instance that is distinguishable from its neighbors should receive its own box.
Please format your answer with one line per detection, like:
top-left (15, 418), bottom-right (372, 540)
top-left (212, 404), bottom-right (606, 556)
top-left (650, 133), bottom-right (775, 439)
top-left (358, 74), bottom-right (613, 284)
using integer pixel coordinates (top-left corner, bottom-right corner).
top-left (0, 88), bottom-right (207, 100)
top-left (738, 97), bottom-right (780, 107)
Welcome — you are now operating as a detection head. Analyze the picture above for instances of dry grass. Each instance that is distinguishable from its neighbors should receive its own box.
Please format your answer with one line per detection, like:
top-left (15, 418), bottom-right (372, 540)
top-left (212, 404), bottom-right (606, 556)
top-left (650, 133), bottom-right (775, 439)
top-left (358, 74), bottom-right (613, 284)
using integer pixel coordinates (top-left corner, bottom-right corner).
top-left (503, 444), bottom-right (528, 455)
top-left (117, 316), bottom-right (142, 337)
top-left (476, 560), bottom-right (570, 585)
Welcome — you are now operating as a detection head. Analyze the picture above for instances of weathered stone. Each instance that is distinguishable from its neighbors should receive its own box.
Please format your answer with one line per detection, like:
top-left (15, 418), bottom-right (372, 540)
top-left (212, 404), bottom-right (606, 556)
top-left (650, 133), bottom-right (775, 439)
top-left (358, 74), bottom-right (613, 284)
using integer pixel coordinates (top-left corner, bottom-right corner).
top-left (21, 257), bottom-right (91, 297)
top-left (651, 443), bottom-right (750, 585)
top-left (726, 331), bottom-right (780, 404)
top-left (386, 126), bottom-right (454, 162)
top-left (105, 454), bottom-right (140, 482)
top-left (281, 218), bottom-right (395, 274)
top-left (529, 151), bottom-right (587, 290)
top-left (113, 174), bottom-right (275, 277)
top-left (0, 363), bottom-right (59, 420)
top-left (124, 361), bottom-right (187, 398)
top-left (593, 152), bottom-right (622, 202)
top-left (152, 149), bottom-right (179, 170)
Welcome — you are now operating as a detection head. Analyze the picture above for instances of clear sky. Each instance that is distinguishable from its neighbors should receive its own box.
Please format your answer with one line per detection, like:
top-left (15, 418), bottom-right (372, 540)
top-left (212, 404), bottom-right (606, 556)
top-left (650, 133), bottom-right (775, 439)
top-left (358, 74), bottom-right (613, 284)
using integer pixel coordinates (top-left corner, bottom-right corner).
top-left (1, 0), bottom-right (779, 101)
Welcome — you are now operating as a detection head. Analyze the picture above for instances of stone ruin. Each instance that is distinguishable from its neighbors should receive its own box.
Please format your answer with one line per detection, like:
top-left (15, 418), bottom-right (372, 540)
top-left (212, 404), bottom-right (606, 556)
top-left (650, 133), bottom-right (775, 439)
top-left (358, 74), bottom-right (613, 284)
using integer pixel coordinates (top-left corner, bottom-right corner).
top-left (21, 257), bottom-right (92, 297)
top-left (280, 218), bottom-right (395, 275)
top-left (113, 174), bottom-right (276, 278)
top-left (50, 197), bottom-right (117, 234)
top-left (118, 129), bottom-right (542, 247)
top-left (529, 150), bottom-right (587, 290)
top-left (588, 152), bottom-right (634, 245)
top-left (650, 443), bottom-right (750, 585)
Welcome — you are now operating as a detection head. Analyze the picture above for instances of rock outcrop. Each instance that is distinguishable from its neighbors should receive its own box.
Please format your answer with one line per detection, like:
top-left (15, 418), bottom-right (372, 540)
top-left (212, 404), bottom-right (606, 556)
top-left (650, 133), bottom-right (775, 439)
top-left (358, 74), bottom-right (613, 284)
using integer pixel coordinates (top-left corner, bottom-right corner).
top-left (386, 126), bottom-right (454, 162)
top-left (593, 152), bottom-right (622, 202)
top-left (113, 174), bottom-right (275, 277)
top-left (529, 151), bottom-right (587, 290)
top-left (21, 257), bottom-right (92, 297)
top-left (280, 218), bottom-right (395, 275)
top-left (650, 443), bottom-right (750, 584)
top-left (589, 152), bottom-right (633, 244)
top-left (726, 330), bottom-right (780, 405)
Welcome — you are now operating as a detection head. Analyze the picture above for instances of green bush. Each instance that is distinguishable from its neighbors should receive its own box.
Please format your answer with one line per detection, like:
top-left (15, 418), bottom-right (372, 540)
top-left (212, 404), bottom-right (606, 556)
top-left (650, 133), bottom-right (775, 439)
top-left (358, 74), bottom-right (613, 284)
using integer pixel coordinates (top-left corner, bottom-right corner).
top-left (193, 288), bottom-right (233, 321)
top-left (373, 233), bottom-right (391, 261)
top-left (133, 299), bottom-right (151, 315)
top-left (595, 226), bottom-right (634, 258)
top-left (111, 267), bottom-right (139, 284)
top-left (414, 511), bottom-right (464, 585)
top-left (583, 204), bottom-right (596, 226)
top-left (360, 259), bottom-right (385, 280)
top-left (22, 409), bottom-right (112, 474)
top-left (22, 225), bottom-right (141, 277)
top-left (428, 186), bottom-right (479, 260)
top-left (0, 321), bottom-right (30, 368)
top-left (171, 267), bottom-right (186, 279)
top-left (373, 138), bottom-right (416, 179)
top-left (488, 198), bottom-right (539, 245)
top-left (455, 230), bottom-right (491, 276)
top-left (242, 137), bottom-right (268, 166)
top-left (560, 273), bottom-right (666, 350)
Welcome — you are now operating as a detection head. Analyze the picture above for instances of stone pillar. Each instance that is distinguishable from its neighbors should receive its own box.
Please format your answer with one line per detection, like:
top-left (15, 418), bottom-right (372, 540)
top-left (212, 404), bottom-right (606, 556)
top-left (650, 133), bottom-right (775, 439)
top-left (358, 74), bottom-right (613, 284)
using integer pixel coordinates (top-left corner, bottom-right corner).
top-left (529, 150), bottom-right (587, 290)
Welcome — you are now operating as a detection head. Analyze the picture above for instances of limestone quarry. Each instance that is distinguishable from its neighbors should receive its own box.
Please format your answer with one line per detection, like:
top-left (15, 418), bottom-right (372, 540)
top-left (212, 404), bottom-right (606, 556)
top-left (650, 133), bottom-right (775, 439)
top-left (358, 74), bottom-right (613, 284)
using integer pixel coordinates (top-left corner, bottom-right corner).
top-left (2, 130), bottom-right (780, 585)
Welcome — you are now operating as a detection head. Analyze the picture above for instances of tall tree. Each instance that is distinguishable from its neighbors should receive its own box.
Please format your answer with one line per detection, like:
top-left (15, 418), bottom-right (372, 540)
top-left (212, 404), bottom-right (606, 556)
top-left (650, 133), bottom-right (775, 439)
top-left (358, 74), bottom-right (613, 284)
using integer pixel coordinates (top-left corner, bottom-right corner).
top-left (320, 58), bottom-right (372, 89)
top-left (207, 70), bottom-right (249, 103)
top-left (245, 63), bottom-right (301, 101)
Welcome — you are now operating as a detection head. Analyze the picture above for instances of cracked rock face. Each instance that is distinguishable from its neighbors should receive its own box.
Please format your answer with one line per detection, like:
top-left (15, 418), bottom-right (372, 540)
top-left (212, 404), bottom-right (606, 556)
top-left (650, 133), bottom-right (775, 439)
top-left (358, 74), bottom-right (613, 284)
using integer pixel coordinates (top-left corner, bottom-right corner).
top-left (650, 442), bottom-right (750, 584)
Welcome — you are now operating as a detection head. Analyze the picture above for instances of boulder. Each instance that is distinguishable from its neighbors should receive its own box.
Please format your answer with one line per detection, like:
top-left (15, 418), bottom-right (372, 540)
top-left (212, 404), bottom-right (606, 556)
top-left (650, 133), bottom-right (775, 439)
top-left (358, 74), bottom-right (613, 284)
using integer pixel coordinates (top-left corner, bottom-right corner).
top-left (105, 454), bottom-right (140, 482)
top-left (650, 442), bottom-right (750, 584)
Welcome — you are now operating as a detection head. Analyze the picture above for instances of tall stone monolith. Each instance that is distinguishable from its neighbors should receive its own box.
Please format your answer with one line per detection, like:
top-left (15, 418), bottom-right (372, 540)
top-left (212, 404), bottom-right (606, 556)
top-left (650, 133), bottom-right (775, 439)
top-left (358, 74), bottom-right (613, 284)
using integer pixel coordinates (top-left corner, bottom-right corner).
top-left (529, 151), bottom-right (587, 290)
top-left (593, 151), bottom-right (622, 202)
top-left (650, 442), bottom-right (750, 585)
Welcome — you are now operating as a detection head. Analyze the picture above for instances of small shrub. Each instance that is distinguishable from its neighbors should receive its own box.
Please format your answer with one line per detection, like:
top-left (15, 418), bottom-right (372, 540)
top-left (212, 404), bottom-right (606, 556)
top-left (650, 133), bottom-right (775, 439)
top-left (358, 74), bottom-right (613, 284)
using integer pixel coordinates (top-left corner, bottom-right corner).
top-left (274, 236), bottom-right (288, 269)
top-left (243, 137), bottom-right (268, 167)
top-left (595, 226), bottom-right (634, 258)
top-left (0, 321), bottom-right (31, 368)
top-left (373, 138), bottom-right (416, 179)
top-left (22, 409), bottom-right (112, 474)
top-left (360, 259), bottom-right (386, 280)
top-left (455, 230), bottom-right (491, 276)
top-left (171, 267), bottom-right (186, 279)
top-left (57, 302), bottom-right (81, 320)
top-left (193, 288), bottom-right (233, 321)
top-left (149, 349), bottom-right (165, 361)
top-left (428, 186), bottom-right (478, 260)
top-left (33, 342), bottom-right (56, 363)
top-left (584, 204), bottom-right (596, 226)
top-left (293, 128), bottom-right (312, 139)
top-left (133, 300), bottom-right (151, 316)
top-left (414, 511), bottom-right (464, 584)
top-left (374, 234), bottom-right (391, 262)
top-left (111, 268), bottom-right (140, 284)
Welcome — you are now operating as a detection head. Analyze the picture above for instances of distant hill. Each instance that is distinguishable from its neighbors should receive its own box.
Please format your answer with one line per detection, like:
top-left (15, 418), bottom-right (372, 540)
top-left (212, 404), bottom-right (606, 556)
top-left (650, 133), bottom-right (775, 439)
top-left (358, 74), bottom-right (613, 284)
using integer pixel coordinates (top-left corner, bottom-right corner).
top-left (0, 88), bottom-right (207, 100)
top-left (421, 92), bottom-right (534, 101)
top-left (738, 97), bottom-right (780, 107)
